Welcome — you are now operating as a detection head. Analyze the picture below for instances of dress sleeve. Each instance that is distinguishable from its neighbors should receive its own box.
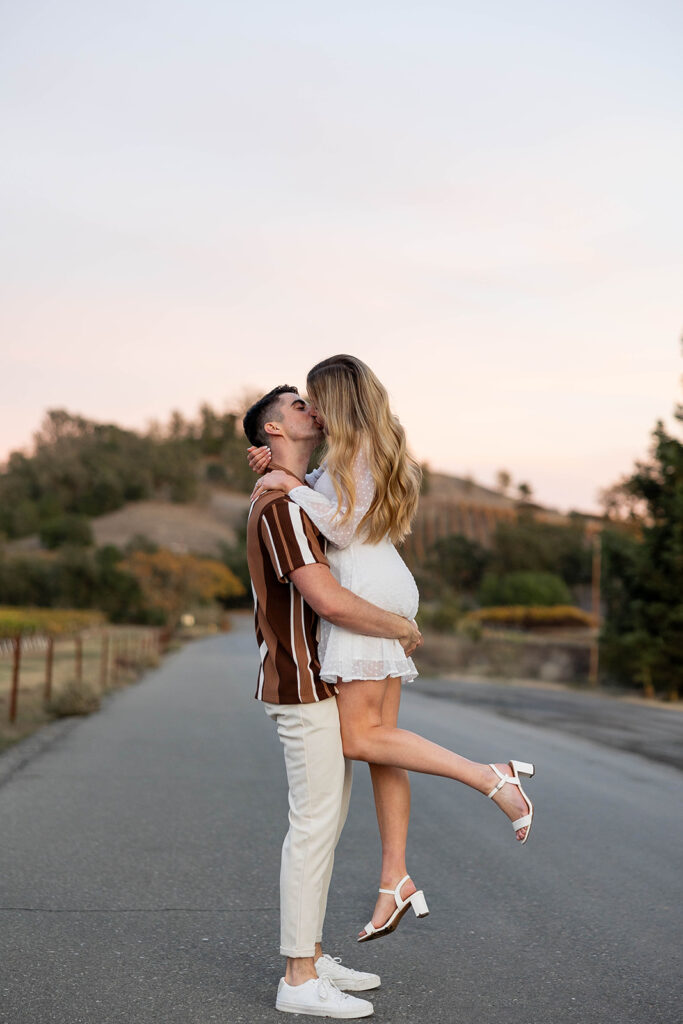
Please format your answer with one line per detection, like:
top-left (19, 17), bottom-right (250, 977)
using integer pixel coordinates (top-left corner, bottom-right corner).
top-left (288, 450), bottom-right (375, 550)
top-left (304, 466), bottom-right (325, 487)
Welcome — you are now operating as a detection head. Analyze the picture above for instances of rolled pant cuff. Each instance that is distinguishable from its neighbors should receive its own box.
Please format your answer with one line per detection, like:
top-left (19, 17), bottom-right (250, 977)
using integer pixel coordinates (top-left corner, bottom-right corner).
top-left (280, 946), bottom-right (317, 958)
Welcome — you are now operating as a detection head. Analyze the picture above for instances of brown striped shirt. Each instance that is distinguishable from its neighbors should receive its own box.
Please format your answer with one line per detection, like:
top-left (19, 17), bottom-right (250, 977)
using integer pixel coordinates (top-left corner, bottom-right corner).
top-left (246, 490), bottom-right (336, 704)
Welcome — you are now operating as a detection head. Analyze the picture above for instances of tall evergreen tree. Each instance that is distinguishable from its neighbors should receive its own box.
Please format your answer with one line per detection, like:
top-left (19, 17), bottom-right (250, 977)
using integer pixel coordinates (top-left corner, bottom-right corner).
top-left (601, 374), bottom-right (683, 696)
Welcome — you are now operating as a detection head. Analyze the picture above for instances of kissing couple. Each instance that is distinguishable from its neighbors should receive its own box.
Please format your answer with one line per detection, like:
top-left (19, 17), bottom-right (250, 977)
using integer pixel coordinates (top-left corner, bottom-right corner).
top-left (244, 354), bottom-right (536, 1018)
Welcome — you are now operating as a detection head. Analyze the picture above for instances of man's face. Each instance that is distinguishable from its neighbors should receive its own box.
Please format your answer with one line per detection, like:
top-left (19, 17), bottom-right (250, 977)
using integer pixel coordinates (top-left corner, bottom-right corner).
top-left (272, 392), bottom-right (322, 442)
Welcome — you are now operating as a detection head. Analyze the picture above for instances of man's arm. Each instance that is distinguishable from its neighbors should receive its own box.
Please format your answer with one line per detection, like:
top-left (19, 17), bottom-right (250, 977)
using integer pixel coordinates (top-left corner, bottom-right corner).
top-left (289, 563), bottom-right (422, 656)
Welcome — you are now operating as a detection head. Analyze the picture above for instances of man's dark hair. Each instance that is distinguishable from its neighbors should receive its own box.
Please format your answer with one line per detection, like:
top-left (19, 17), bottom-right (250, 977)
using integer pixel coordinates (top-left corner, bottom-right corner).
top-left (243, 386), bottom-right (299, 447)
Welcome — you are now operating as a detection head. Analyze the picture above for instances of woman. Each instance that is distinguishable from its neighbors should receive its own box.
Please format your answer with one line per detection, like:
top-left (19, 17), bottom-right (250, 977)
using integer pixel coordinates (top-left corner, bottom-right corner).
top-left (248, 355), bottom-right (535, 942)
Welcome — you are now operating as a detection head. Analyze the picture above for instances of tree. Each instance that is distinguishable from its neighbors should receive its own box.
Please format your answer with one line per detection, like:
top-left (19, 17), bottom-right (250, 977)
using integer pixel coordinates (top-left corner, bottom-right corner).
top-left (496, 469), bottom-right (512, 495)
top-left (601, 406), bottom-right (683, 696)
top-left (423, 534), bottom-right (489, 594)
top-left (40, 514), bottom-right (93, 550)
top-left (489, 519), bottom-right (592, 586)
top-left (198, 403), bottom-right (223, 455)
top-left (121, 550), bottom-right (245, 626)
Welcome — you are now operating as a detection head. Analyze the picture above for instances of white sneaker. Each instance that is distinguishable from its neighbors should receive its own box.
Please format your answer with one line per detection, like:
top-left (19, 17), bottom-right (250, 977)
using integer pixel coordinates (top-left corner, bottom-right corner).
top-left (276, 976), bottom-right (374, 1017)
top-left (315, 954), bottom-right (381, 991)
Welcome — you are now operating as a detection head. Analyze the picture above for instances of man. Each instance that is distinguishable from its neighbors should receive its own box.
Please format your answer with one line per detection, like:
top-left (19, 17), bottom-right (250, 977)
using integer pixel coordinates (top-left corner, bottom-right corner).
top-left (243, 386), bottom-right (421, 1018)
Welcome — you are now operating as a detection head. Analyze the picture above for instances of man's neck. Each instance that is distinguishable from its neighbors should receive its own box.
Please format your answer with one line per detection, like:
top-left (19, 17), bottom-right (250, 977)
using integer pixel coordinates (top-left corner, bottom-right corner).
top-left (268, 441), bottom-right (314, 484)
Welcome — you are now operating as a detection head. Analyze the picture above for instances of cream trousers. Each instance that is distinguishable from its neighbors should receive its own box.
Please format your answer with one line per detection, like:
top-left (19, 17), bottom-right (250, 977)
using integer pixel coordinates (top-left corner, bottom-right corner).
top-left (264, 696), bottom-right (353, 958)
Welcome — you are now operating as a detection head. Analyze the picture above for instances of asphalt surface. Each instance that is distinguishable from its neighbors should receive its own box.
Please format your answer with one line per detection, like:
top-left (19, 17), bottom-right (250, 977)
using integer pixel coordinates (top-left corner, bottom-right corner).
top-left (1, 614), bottom-right (682, 1024)
top-left (412, 674), bottom-right (683, 773)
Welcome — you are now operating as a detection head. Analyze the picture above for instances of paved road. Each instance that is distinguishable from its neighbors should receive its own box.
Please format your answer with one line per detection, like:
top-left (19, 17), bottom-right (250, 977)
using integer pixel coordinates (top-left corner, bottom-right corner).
top-left (1, 615), bottom-right (681, 1023)
top-left (413, 674), bottom-right (683, 773)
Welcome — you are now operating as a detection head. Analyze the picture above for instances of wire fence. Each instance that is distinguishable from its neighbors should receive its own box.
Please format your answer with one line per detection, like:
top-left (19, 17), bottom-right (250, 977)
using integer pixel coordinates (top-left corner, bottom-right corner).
top-left (0, 625), bottom-right (169, 750)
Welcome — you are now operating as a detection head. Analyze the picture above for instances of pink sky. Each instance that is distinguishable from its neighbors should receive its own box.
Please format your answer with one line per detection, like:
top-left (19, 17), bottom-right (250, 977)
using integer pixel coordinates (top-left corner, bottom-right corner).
top-left (1, 2), bottom-right (682, 513)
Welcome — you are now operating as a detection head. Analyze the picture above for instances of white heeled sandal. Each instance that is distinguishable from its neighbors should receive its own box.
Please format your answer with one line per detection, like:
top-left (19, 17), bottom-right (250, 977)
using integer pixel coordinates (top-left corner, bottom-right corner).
top-left (357, 875), bottom-right (429, 943)
top-left (487, 760), bottom-right (535, 844)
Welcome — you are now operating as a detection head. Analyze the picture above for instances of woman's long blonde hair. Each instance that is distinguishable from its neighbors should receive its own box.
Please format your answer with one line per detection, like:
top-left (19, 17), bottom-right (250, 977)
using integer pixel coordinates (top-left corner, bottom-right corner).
top-left (306, 355), bottom-right (422, 544)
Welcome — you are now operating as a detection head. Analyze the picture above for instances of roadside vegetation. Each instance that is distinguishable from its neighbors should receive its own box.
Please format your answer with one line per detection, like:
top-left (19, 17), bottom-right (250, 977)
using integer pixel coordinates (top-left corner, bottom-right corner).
top-left (415, 354), bottom-right (683, 699)
top-left (1, 360), bottom-right (681, 705)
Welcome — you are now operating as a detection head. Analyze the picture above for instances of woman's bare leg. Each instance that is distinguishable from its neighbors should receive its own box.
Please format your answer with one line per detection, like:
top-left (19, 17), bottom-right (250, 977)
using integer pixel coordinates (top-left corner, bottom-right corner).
top-left (362, 678), bottom-right (416, 937)
top-left (336, 677), bottom-right (531, 841)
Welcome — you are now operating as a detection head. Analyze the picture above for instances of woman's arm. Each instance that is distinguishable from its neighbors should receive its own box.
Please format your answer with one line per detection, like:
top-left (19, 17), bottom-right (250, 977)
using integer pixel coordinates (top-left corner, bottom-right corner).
top-left (304, 465), bottom-right (325, 487)
top-left (247, 446), bottom-right (322, 488)
top-left (289, 450), bottom-right (375, 549)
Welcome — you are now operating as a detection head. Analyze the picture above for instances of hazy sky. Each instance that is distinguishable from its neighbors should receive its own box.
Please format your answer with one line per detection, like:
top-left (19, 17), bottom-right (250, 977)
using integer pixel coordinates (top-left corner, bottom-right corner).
top-left (2, 1), bottom-right (682, 512)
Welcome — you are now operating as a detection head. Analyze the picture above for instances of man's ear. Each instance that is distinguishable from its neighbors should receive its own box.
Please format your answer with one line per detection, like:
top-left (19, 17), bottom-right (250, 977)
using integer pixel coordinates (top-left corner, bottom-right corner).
top-left (264, 420), bottom-right (283, 438)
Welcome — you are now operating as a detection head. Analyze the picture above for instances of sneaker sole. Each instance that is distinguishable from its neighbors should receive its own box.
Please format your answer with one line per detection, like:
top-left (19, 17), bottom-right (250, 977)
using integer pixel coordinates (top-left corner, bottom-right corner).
top-left (276, 997), bottom-right (373, 1017)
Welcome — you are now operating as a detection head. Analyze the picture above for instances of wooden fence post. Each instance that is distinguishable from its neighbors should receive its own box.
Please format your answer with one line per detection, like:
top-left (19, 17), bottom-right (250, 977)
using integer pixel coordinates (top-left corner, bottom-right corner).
top-left (44, 635), bottom-right (55, 704)
top-left (100, 632), bottom-right (110, 691)
top-left (9, 634), bottom-right (21, 723)
top-left (75, 634), bottom-right (83, 684)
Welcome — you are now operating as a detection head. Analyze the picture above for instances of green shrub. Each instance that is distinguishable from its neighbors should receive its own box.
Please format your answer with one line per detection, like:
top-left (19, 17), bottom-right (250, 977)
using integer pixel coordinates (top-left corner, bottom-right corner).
top-left (423, 533), bottom-right (489, 594)
top-left (489, 519), bottom-right (592, 585)
top-left (417, 599), bottom-right (464, 634)
top-left (479, 571), bottom-right (572, 607)
top-left (0, 547), bottom-right (164, 625)
top-left (40, 514), bottom-right (93, 550)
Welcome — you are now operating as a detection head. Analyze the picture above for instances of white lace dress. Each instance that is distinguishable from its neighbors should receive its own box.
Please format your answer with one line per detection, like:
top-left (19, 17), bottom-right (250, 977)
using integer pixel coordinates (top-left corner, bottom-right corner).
top-left (288, 448), bottom-right (419, 684)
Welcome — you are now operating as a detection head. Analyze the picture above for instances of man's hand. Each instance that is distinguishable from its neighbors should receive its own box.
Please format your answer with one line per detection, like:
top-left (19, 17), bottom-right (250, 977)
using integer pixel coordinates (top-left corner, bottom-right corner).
top-left (398, 619), bottom-right (422, 657)
top-left (289, 564), bottom-right (425, 651)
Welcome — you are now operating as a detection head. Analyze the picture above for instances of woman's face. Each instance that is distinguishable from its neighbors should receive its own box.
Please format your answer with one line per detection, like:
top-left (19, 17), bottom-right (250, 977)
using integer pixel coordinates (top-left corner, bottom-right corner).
top-left (306, 395), bottom-right (326, 432)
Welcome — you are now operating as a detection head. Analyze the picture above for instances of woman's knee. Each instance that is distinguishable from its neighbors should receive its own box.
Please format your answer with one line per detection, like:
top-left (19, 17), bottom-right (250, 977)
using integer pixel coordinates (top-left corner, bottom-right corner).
top-left (341, 726), bottom-right (372, 762)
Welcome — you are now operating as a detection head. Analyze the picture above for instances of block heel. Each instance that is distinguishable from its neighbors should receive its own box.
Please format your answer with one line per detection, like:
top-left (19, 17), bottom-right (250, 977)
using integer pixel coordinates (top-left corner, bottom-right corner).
top-left (358, 875), bottom-right (429, 942)
top-left (410, 890), bottom-right (429, 918)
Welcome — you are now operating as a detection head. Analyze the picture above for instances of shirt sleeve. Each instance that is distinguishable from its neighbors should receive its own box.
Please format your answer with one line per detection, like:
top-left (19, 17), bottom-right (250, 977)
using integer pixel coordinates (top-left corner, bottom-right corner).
top-left (288, 449), bottom-right (376, 550)
top-left (259, 496), bottom-right (329, 583)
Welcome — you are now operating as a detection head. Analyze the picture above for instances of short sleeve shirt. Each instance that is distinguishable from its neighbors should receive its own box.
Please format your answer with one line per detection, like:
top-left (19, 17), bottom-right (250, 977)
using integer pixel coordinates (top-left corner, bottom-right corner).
top-left (246, 491), bottom-right (336, 704)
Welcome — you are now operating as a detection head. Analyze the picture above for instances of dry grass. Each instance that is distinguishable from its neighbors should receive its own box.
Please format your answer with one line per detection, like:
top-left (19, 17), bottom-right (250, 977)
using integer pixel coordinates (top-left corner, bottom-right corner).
top-left (48, 679), bottom-right (102, 717)
top-left (0, 627), bottom-right (161, 754)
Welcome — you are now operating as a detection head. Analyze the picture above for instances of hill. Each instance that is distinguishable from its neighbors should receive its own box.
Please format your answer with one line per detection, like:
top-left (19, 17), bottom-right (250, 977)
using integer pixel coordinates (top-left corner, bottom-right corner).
top-left (5, 474), bottom-right (595, 564)
top-left (6, 493), bottom-right (252, 559)
top-left (1, 405), bottom-right (599, 563)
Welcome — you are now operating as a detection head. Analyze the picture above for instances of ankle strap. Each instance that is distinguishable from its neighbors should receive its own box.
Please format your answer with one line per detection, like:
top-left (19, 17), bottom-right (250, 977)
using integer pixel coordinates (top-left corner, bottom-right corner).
top-left (486, 763), bottom-right (520, 799)
top-left (378, 874), bottom-right (411, 899)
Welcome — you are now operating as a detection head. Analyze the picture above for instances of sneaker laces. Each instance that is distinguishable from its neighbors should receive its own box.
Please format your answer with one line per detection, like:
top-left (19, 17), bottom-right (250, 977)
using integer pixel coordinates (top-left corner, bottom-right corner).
top-left (321, 954), bottom-right (364, 978)
top-left (317, 977), bottom-right (345, 1001)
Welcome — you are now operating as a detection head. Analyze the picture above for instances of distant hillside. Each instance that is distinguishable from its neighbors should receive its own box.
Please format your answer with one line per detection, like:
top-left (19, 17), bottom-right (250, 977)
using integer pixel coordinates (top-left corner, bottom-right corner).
top-left (405, 471), bottom-right (599, 563)
top-left (1, 405), bottom-right (599, 561)
top-left (7, 492), bottom-right (252, 559)
top-left (6, 473), bottom-right (596, 564)
top-left (0, 406), bottom-right (255, 544)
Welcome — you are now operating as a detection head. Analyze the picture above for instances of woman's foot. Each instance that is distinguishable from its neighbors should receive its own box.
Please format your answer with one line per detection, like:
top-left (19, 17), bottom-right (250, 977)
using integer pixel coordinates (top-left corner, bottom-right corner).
top-left (357, 876), bottom-right (417, 940)
top-left (482, 763), bottom-right (532, 841)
